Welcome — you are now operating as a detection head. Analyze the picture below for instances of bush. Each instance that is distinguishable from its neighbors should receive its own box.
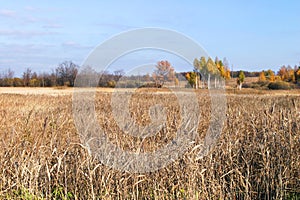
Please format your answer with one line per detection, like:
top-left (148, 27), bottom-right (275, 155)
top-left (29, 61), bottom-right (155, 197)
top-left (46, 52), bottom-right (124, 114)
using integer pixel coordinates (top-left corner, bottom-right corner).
top-left (107, 80), bottom-right (116, 88)
top-left (256, 81), bottom-right (270, 87)
top-left (139, 82), bottom-right (162, 88)
top-left (268, 81), bottom-right (291, 90)
top-left (243, 81), bottom-right (269, 90)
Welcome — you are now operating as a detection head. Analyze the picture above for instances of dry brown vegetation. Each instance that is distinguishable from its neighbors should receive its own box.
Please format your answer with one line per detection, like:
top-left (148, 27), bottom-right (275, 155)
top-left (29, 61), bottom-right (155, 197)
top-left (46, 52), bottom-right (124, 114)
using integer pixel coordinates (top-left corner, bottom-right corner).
top-left (0, 89), bottom-right (299, 199)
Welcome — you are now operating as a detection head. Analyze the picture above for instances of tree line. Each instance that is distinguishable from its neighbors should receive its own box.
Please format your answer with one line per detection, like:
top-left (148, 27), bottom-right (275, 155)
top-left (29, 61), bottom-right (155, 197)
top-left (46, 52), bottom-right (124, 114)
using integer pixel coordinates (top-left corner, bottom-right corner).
top-left (0, 61), bottom-right (177, 88)
top-left (186, 56), bottom-right (300, 90)
top-left (0, 58), bottom-right (300, 88)
top-left (256, 66), bottom-right (300, 83)
top-left (0, 61), bottom-right (78, 87)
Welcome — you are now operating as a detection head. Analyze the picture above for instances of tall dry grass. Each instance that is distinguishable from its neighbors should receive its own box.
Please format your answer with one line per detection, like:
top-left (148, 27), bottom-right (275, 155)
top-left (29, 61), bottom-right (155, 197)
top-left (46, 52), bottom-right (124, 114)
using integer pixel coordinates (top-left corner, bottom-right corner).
top-left (0, 91), bottom-right (299, 199)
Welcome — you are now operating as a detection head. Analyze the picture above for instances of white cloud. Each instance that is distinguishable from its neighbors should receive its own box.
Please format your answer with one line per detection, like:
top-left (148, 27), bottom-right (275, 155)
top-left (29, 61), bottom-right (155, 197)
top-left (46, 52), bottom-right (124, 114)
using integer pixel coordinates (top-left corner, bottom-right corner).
top-left (24, 6), bottom-right (37, 12)
top-left (62, 41), bottom-right (93, 49)
top-left (96, 23), bottom-right (138, 30)
top-left (0, 30), bottom-right (58, 38)
top-left (43, 23), bottom-right (63, 29)
top-left (0, 9), bottom-right (16, 18)
top-left (0, 43), bottom-right (56, 55)
top-left (25, 16), bottom-right (40, 23)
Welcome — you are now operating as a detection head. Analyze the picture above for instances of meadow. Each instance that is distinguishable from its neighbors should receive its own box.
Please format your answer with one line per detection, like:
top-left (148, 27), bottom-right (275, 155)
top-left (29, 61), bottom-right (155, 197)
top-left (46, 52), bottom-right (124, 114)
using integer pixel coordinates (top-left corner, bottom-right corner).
top-left (0, 88), bottom-right (299, 199)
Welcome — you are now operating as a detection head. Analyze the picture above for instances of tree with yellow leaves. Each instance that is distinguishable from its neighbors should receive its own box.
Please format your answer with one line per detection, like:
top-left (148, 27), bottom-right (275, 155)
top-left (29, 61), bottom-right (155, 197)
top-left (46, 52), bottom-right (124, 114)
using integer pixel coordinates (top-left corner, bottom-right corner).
top-left (216, 59), bottom-right (231, 80)
top-left (193, 56), bottom-right (207, 89)
top-left (206, 57), bottom-right (219, 88)
top-left (296, 66), bottom-right (300, 83)
top-left (277, 65), bottom-right (295, 82)
top-left (278, 65), bottom-right (287, 80)
top-left (194, 56), bottom-right (230, 89)
top-left (237, 70), bottom-right (245, 90)
top-left (259, 71), bottom-right (266, 81)
top-left (185, 72), bottom-right (197, 88)
top-left (266, 69), bottom-right (275, 82)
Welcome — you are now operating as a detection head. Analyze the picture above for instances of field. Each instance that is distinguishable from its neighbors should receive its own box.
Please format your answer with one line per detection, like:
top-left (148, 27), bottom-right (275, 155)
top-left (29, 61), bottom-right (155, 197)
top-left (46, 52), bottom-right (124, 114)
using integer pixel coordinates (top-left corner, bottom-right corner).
top-left (225, 77), bottom-right (259, 88)
top-left (0, 87), bottom-right (299, 199)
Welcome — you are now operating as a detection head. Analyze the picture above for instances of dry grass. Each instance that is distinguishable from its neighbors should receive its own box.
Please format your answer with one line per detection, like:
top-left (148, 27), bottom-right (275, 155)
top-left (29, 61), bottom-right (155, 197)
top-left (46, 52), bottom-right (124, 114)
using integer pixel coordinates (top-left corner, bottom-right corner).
top-left (226, 88), bottom-right (300, 96)
top-left (225, 77), bottom-right (259, 88)
top-left (0, 89), bottom-right (299, 199)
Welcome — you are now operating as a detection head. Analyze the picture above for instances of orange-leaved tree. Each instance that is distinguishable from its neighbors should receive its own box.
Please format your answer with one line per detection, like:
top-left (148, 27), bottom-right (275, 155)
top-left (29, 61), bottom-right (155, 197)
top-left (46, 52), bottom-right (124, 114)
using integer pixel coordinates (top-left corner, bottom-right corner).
top-left (259, 71), bottom-right (266, 81)
top-left (152, 60), bottom-right (175, 87)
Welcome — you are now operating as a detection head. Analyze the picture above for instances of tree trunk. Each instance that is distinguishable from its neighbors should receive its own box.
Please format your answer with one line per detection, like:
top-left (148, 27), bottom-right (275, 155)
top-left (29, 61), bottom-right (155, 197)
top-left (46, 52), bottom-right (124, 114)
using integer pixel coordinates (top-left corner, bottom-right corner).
top-left (239, 83), bottom-right (242, 90)
top-left (214, 77), bottom-right (217, 88)
top-left (208, 74), bottom-right (211, 89)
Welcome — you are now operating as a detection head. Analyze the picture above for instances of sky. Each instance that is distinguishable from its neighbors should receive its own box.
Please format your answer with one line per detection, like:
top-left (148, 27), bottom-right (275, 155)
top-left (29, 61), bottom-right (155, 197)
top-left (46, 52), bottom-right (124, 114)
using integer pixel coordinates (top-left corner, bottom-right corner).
top-left (0, 0), bottom-right (300, 76)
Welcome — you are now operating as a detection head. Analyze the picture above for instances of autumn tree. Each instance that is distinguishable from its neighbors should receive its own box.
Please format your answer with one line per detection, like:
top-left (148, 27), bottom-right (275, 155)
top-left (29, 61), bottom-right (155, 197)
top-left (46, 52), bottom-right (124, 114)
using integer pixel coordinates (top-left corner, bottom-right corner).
top-left (174, 77), bottom-right (179, 87)
top-left (259, 69), bottom-right (275, 82)
top-left (13, 78), bottom-right (23, 87)
top-left (288, 66), bottom-right (296, 82)
top-left (223, 57), bottom-right (231, 78)
top-left (265, 69), bottom-right (275, 82)
top-left (29, 78), bottom-right (40, 87)
top-left (215, 57), bottom-right (230, 88)
top-left (206, 57), bottom-right (218, 88)
top-left (193, 56), bottom-right (214, 88)
top-left (237, 70), bottom-right (245, 90)
top-left (185, 72), bottom-right (197, 88)
top-left (295, 66), bottom-right (300, 83)
top-left (259, 71), bottom-right (266, 81)
top-left (194, 56), bottom-right (230, 89)
top-left (152, 60), bottom-right (175, 87)
top-left (277, 65), bottom-right (295, 82)
top-left (193, 56), bottom-right (207, 89)
top-left (278, 65), bottom-right (287, 81)
top-left (216, 58), bottom-right (231, 80)
top-left (29, 71), bottom-right (40, 87)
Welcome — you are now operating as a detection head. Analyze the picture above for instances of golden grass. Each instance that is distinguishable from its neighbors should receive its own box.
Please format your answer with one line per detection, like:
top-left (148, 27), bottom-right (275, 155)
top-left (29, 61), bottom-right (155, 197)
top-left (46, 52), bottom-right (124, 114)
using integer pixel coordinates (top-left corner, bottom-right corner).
top-left (225, 77), bottom-right (259, 88)
top-left (0, 90), bottom-right (299, 199)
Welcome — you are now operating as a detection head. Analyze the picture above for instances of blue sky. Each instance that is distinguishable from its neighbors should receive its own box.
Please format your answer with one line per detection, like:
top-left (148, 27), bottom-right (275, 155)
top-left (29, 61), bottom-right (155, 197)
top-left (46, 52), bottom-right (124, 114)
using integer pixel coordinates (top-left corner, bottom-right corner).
top-left (0, 0), bottom-right (300, 76)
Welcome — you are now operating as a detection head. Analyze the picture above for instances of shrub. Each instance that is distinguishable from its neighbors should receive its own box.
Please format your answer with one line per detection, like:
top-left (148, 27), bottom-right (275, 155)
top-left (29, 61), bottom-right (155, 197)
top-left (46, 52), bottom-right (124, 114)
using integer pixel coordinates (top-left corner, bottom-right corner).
top-left (107, 80), bottom-right (116, 88)
top-left (256, 81), bottom-right (270, 87)
top-left (243, 81), bottom-right (269, 90)
top-left (139, 82), bottom-right (162, 88)
top-left (268, 81), bottom-right (291, 90)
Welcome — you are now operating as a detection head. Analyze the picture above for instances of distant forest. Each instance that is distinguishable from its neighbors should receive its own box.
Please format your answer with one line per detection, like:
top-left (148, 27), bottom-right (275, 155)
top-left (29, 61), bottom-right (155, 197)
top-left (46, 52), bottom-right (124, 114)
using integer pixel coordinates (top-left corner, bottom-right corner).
top-left (0, 57), bottom-right (299, 88)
